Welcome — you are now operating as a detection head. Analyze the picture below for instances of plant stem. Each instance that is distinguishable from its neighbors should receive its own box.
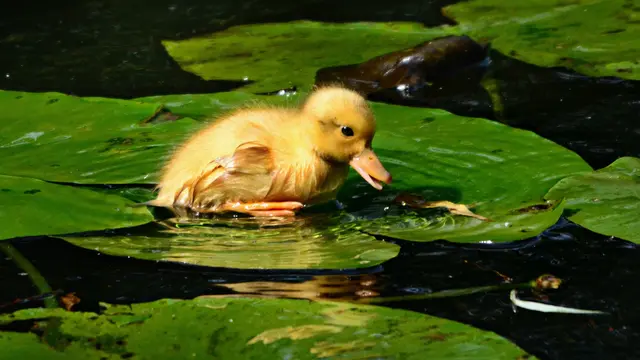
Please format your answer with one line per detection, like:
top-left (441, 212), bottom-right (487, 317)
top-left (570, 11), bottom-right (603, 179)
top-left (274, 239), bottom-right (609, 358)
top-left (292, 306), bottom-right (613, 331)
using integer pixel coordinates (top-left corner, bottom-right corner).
top-left (0, 242), bottom-right (58, 309)
top-left (356, 281), bottom-right (534, 304)
top-left (480, 73), bottom-right (506, 123)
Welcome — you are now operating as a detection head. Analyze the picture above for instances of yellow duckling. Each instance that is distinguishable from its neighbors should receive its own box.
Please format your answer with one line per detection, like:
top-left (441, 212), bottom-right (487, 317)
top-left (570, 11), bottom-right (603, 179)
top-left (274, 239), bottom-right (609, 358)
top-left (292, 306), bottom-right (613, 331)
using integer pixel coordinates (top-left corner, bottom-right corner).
top-left (148, 85), bottom-right (392, 217)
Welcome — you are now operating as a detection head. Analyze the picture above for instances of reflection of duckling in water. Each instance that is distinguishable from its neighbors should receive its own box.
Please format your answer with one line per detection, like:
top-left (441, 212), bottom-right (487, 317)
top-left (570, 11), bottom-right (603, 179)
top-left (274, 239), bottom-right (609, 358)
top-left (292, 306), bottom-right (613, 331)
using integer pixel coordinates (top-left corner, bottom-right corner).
top-left (148, 85), bottom-right (392, 217)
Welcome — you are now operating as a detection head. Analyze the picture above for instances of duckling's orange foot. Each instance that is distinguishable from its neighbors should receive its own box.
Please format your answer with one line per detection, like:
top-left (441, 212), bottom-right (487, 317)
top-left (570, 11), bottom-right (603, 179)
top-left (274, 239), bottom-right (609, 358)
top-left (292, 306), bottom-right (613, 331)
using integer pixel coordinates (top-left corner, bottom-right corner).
top-left (220, 201), bottom-right (304, 217)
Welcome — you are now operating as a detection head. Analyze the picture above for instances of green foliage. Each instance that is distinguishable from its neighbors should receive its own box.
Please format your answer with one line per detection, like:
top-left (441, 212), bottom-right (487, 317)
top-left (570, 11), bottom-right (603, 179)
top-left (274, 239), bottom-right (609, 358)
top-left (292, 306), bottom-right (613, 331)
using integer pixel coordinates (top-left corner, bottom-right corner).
top-left (0, 297), bottom-right (534, 359)
top-left (161, 21), bottom-right (454, 92)
top-left (546, 157), bottom-right (640, 242)
top-left (162, 1), bottom-right (640, 92)
top-left (0, 90), bottom-right (200, 184)
top-left (0, 175), bottom-right (152, 240)
top-left (444, 0), bottom-right (640, 80)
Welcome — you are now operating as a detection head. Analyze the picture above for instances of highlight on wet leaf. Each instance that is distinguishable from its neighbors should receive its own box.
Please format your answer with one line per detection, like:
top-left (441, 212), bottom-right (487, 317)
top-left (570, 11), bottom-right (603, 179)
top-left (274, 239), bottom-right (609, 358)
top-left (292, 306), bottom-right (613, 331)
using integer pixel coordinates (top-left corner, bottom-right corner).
top-left (0, 296), bottom-right (535, 359)
top-left (545, 156), bottom-right (640, 243)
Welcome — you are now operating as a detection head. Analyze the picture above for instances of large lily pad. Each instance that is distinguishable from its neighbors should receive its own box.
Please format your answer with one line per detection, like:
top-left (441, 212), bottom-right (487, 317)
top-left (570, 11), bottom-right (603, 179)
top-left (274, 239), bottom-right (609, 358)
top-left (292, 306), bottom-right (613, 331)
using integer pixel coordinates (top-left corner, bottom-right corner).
top-left (345, 102), bottom-right (582, 242)
top-left (545, 157), bottom-right (640, 242)
top-left (443, 0), bottom-right (640, 80)
top-left (0, 90), bottom-right (201, 184)
top-left (161, 21), bottom-right (453, 93)
top-left (0, 175), bottom-right (152, 241)
top-left (135, 91), bottom-right (299, 121)
top-left (0, 297), bottom-right (534, 359)
top-left (61, 216), bottom-right (400, 270)
top-left (135, 93), bottom-right (590, 243)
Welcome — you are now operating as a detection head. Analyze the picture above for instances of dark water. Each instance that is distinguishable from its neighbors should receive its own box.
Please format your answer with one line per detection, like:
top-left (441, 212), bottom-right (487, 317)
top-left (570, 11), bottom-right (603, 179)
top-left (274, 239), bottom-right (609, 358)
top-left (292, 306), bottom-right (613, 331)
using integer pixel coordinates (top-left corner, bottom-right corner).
top-left (2, 0), bottom-right (640, 359)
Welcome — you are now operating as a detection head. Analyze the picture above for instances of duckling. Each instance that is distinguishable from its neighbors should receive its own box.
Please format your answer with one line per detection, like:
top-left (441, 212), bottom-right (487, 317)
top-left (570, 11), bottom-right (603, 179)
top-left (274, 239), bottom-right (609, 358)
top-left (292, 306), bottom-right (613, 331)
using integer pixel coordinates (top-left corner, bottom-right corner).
top-left (148, 85), bottom-right (392, 217)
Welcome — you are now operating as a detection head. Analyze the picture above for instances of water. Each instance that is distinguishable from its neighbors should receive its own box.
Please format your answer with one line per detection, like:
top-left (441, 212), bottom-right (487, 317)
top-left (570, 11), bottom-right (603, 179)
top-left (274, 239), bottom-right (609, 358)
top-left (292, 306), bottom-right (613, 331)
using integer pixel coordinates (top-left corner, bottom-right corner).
top-left (2, 0), bottom-right (640, 358)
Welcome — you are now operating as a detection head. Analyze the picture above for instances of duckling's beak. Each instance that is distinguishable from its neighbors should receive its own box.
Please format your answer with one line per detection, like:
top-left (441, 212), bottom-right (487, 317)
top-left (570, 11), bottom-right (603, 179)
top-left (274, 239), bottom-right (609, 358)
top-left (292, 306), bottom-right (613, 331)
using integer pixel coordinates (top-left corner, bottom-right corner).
top-left (349, 148), bottom-right (392, 190)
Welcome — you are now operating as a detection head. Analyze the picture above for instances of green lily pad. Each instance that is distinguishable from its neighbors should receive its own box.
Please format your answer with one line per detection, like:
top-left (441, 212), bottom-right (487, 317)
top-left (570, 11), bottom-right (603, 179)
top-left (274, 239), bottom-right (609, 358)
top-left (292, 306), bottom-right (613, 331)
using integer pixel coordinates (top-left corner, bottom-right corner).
top-left (135, 91), bottom-right (299, 120)
top-left (443, 0), bottom-right (640, 80)
top-left (136, 93), bottom-right (589, 243)
top-left (345, 102), bottom-right (583, 242)
top-left (61, 216), bottom-right (399, 269)
top-left (545, 157), bottom-right (640, 242)
top-left (362, 199), bottom-right (566, 243)
top-left (161, 21), bottom-right (453, 93)
top-left (0, 297), bottom-right (534, 359)
top-left (164, 2), bottom-right (639, 92)
top-left (0, 175), bottom-right (152, 241)
top-left (0, 90), bottom-right (201, 185)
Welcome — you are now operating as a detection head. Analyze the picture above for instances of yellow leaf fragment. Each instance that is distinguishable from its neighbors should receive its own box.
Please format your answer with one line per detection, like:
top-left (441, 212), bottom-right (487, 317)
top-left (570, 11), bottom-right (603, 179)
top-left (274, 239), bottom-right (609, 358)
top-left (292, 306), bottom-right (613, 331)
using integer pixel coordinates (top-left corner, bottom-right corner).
top-left (394, 193), bottom-right (491, 221)
top-left (321, 302), bottom-right (376, 326)
top-left (247, 325), bottom-right (343, 345)
top-left (422, 201), bottom-right (491, 222)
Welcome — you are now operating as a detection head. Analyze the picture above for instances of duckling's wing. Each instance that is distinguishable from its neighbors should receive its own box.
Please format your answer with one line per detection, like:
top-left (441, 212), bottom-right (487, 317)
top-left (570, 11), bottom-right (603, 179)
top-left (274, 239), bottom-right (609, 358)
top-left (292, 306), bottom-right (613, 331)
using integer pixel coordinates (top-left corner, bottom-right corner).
top-left (187, 142), bottom-right (275, 212)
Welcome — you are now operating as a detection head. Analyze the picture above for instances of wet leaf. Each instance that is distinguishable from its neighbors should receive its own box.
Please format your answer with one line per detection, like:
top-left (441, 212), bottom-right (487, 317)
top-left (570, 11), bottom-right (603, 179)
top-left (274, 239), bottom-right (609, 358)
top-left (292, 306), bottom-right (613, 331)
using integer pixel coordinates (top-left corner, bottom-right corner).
top-left (443, 0), bottom-right (640, 80)
top-left (161, 21), bottom-right (454, 93)
top-left (135, 91), bottom-right (299, 121)
top-left (0, 297), bottom-right (534, 359)
top-left (61, 216), bottom-right (400, 270)
top-left (0, 90), bottom-right (201, 185)
top-left (0, 175), bottom-right (153, 241)
top-left (136, 93), bottom-right (589, 243)
top-left (545, 156), bottom-right (640, 242)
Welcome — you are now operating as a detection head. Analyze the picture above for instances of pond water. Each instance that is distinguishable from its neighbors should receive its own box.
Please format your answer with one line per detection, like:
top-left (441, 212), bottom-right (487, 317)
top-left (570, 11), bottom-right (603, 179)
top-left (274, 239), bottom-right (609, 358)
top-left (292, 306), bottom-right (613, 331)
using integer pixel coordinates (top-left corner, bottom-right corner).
top-left (2, 0), bottom-right (640, 359)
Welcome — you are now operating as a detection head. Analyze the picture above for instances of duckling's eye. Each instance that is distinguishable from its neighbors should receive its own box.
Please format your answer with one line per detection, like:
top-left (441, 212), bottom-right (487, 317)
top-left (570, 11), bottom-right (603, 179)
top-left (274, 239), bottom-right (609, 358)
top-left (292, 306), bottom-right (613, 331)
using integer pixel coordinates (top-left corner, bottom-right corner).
top-left (341, 126), bottom-right (354, 137)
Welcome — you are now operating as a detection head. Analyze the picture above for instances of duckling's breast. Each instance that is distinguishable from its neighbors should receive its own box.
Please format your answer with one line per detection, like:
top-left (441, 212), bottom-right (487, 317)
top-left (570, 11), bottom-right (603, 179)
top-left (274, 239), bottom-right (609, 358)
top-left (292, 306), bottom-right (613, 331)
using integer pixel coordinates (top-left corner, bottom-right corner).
top-left (265, 158), bottom-right (349, 204)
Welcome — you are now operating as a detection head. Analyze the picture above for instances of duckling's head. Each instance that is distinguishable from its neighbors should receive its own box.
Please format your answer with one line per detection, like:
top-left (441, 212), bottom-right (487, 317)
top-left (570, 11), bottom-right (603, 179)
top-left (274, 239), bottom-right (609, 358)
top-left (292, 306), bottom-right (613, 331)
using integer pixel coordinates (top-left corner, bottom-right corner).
top-left (302, 85), bottom-right (392, 190)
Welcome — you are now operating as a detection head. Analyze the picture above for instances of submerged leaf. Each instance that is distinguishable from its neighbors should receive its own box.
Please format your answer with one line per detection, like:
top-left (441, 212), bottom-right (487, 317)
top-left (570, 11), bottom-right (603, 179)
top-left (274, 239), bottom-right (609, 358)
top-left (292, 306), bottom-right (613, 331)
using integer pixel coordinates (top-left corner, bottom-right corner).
top-left (0, 297), bottom-right (535, 359)
top-left (61, 216), bottom-right (400, 270)
top-left (545, 156), bottom-right (640, 242)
